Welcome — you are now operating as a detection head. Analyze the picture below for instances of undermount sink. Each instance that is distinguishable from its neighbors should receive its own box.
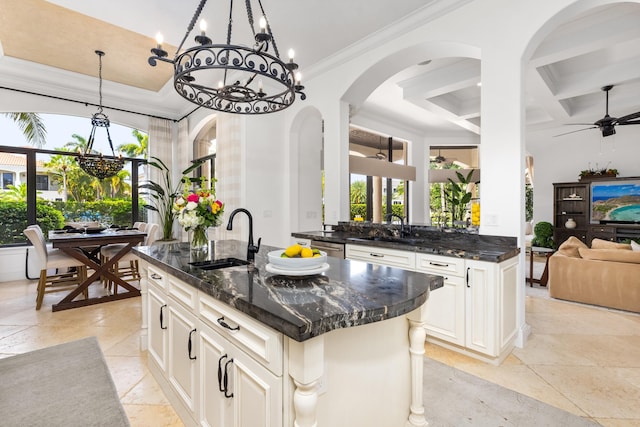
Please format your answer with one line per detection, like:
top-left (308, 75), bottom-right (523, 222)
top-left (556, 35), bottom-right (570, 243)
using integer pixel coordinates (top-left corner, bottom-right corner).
top-left (349, 236), bottom-right (425, 246)
top-left (189, 258), bottom-right (250, 270)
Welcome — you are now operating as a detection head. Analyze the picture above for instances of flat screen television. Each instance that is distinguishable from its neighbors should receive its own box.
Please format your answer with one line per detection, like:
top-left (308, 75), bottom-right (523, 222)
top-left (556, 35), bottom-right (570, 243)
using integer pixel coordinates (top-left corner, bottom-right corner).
top-left (590, 180), bottom-right (640, 224)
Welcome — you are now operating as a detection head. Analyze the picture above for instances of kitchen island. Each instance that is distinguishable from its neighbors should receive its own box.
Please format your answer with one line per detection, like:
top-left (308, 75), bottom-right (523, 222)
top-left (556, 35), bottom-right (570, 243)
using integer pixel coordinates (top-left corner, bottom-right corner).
top-left (134, 240), bottom-right (442, 427)
top-left (293, 223), bottom-right (521, 365)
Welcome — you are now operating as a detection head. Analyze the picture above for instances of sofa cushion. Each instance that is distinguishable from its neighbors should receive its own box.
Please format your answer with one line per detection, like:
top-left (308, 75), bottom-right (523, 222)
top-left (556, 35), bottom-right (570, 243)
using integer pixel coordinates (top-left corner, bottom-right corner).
top-left (632, 240), bottom-right (640, 252)
top-left (591, 238), bottom-right (631, 250)
top-left (577, 248), bottom-right (640, 264)
top-left (557, 236), bottom-right (588, 258)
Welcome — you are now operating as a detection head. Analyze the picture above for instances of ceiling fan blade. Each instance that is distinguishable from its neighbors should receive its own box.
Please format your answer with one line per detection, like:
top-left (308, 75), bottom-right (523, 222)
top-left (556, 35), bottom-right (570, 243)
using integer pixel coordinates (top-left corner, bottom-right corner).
top-left (553, 126), bottom-right (597, 137)
top-left (615, 111), bottom-right (640, 124)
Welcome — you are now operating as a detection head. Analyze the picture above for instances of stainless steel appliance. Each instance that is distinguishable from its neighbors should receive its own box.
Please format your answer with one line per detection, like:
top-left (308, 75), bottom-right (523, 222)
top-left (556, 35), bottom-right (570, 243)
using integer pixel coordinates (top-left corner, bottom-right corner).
top-left (310, 240), bottom-right (345, 259)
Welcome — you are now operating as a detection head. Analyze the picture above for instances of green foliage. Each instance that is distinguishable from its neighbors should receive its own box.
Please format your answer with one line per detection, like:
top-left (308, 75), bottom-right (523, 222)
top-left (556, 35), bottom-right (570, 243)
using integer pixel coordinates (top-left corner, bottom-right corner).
top-left (531, 221), bottom-right (554, 248)
top-left (139, 157), bottom-right (204, 240)
top-left (49, 199), bottom-right (145, 228)
top-left (525, 184), bottom-right (533, 222)
top-left (0, 201), bottom-right (64, 245)
top-left (444, 170), bottom-right (475, 224)
top-left (348, 204), bottom-right (404, 220)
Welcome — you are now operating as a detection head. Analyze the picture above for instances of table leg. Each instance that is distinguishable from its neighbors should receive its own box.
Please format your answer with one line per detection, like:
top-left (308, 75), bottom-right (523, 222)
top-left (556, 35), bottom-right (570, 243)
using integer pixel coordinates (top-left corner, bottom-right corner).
top-left (52, 243), bottom-right (141, 311)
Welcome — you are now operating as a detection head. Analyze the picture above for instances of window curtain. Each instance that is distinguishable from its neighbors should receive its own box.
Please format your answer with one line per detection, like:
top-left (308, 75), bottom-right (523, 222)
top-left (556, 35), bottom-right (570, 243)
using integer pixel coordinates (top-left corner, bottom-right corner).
top-left (215, 114), bottom-right (243, 240)
top-left (147, 118), bottom-right (173, 233)
top-left (525, 155), bottom-right (534, 187)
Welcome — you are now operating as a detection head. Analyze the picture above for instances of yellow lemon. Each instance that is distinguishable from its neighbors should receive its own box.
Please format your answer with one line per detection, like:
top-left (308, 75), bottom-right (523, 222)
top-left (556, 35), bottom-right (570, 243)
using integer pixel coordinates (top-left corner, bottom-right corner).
top-left (300, 247), bottom-right (314, 258)
top-left (284, 244), bottom-right (302, 258)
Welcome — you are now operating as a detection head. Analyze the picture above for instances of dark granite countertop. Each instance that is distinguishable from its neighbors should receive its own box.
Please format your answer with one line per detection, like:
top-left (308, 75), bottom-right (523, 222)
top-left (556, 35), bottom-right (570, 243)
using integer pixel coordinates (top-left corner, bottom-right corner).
top-left (292, 224), bottom-right (519, 263)
top-left (133, 240), bottom-right (442, 342)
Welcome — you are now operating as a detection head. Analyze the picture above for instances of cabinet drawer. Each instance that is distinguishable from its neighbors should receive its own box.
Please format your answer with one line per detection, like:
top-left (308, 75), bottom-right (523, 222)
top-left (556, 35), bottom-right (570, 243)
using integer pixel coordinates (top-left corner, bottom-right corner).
top-left (415, 253), bottom-right (465, 277)
top-left (148, 265), bottom-right (167, 291)
top-left (168, 277), bottom-right (198, 310)
top-left (590, 226), bottom-right (615, 235)
top-left (199, 292), bottom-right (283, 376)
top-left (345, 244), bottom-right (415, 269)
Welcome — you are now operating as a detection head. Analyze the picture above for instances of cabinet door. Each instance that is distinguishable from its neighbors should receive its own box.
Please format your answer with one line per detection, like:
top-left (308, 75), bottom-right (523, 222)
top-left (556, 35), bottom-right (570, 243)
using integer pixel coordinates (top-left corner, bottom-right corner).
top-left (148, 284), bottom-right (168, 371)
top-left (228, 342), bottom-right (282, 427)
top-left (464, 260), bottom-right (496, 356)
top-left (424, 275), bottom-right (465, 346)
top-left (168, 301), bottom-right (199, 415)
top-left (199, 328), bottom-right (228, 427)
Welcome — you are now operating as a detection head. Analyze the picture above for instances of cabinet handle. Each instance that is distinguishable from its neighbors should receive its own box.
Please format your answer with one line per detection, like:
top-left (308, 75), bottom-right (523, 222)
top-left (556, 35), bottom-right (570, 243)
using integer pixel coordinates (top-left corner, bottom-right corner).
top-left (223, 359), bottom-right (234, 398)
top-left (150, 273), bottom-right (162, 280)
top-left (466, 267), bottom-right (470, 288)
top-left (217, 316), bottom-right (240, 331)
top-left (217, 354), bottom-right (228, 392)
top-left (159, 304), bottom-right (167, 330)
top-left (188, 328), bottom-right (197, 360)
top-left (429, 261), bottom-right (449, 267)
top-left (370, 253), bottom-right (384, 258)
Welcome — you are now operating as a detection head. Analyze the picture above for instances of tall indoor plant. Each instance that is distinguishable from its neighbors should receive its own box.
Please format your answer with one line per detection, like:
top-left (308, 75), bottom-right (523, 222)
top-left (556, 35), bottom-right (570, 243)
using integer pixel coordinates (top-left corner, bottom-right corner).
top-left (139, 157), bottom-right (204, 241)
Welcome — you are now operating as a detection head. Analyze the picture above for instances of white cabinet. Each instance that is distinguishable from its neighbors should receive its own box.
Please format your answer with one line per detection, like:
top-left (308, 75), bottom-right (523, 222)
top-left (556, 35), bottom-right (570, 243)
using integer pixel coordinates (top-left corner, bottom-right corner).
top-left (143, 264), bottom-right (283, 427)
top-left (199, 325), bottom-right (282, 427)
top-left (415, 254), bottom-right (465, 346)
top-left (168, 298), bottom-right (200, 415)
top-left (345, 244), bottom-right (416, 270)
top-left (147, 266), bottom-right (168, 371)
top-left (349, 243), bottom-right (519, 363)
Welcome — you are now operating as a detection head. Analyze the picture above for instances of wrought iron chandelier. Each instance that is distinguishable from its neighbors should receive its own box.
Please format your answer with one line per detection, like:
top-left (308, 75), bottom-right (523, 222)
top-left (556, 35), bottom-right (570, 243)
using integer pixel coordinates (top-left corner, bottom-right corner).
top-left (77, 50), bottom-right (124, 179)
top-left (148, 0), bottom-right (305, 114)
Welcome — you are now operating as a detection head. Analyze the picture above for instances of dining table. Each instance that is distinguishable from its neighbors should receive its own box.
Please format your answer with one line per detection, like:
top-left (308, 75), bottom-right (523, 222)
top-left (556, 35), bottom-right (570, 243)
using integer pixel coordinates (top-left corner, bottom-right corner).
top-left (48, 228), bottom-right (146, 311)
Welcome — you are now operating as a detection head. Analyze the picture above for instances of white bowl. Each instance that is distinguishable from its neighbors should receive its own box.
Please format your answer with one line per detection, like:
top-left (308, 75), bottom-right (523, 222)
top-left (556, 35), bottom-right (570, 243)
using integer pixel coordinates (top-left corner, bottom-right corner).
top-left (267, 249), bottom-right (327, 271)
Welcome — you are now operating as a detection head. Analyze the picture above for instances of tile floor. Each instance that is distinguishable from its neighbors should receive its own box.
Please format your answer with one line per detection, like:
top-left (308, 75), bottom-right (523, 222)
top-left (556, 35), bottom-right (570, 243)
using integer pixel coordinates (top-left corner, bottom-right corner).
top-left (1, 273), bottom-right (639, 426)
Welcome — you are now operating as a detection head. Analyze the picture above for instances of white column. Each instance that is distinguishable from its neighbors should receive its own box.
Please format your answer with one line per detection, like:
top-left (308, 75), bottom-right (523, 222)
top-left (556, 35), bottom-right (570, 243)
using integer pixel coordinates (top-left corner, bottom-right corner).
top-left (406, 304), bottom-right (428, 427)
top-left (288, 336), bottom-right (324, 427)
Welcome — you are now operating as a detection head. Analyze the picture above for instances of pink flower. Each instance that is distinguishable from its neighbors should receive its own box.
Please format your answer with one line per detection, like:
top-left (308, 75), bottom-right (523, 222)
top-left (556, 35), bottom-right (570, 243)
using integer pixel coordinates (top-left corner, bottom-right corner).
top-left (187, 193), bottom-right (200, 203)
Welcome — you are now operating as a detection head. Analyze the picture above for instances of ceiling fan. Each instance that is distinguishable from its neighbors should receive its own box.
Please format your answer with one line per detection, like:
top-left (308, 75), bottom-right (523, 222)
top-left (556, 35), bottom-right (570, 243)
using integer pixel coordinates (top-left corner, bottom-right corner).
top-left (367, 137), bottom-right (387, 160)
top-left (555, 85), bottom-right (640, 137)
top-left (430, 149), bottom-right (456, 164)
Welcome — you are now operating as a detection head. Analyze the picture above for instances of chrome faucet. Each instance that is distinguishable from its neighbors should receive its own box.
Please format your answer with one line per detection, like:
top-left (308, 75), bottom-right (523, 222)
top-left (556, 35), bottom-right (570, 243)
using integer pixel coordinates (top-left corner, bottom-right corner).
top-left (385, 213), bottom-right (410, 237)
top-left (226, 208), bottom-right (261, 263)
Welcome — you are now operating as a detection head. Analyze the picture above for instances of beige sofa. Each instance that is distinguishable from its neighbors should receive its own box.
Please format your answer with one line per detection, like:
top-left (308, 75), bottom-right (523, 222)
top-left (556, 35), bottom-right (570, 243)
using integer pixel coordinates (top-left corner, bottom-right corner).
top-left (548, 237), bottom-right (640, 313)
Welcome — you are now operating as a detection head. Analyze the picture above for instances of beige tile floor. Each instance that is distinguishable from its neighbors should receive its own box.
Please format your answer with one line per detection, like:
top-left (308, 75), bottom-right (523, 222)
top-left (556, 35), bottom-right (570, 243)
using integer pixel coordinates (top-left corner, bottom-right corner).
top-left (1, 271), bottom-right (639, 426)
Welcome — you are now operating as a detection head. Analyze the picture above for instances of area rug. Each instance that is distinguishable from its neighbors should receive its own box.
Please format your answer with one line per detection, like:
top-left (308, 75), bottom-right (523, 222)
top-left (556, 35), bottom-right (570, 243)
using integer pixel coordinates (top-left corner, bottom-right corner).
top-left (423, 357), bottom-right (599, 426)
top-left (0, 336), bottom-right (130, 427)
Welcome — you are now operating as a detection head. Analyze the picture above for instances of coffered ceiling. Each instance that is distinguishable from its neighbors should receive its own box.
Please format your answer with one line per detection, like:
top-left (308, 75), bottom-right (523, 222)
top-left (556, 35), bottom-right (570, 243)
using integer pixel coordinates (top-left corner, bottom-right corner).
top-left (0, 0), bottom-right (639, 141)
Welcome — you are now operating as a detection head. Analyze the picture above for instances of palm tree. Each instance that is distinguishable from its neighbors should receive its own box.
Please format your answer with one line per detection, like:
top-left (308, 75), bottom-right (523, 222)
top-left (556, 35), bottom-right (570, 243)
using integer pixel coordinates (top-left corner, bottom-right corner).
top-left (350, 180), bottom-right (367, 204)
top-left (2, 112), bottom-right (47, 148)
top-left (44, 150), bottom-right (77, 202)
top-left (0, 183), bottom-right (31, 201)
top-left (117, 129), bottom-right (148, 159)
top-left (64, 134), bottom-right (92, 154)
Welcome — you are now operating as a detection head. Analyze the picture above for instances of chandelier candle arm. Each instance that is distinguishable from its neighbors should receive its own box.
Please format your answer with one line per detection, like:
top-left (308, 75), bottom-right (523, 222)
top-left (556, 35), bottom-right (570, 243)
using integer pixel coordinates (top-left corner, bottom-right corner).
top-left (148, 0), bottom-right (305, 114)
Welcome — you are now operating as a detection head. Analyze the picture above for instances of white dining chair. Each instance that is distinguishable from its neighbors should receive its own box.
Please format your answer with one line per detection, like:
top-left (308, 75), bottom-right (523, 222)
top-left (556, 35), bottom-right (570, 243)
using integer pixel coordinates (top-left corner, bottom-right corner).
top-left (23, 226), bottom-right (88, 310)
top-left (101, 223), bottom-right (159, 294)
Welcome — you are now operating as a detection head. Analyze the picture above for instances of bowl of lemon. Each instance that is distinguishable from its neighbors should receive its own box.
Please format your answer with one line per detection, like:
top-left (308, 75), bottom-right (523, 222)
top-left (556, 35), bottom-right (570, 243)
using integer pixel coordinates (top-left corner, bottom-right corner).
top-left (267, 244), bottom-right (327, 271)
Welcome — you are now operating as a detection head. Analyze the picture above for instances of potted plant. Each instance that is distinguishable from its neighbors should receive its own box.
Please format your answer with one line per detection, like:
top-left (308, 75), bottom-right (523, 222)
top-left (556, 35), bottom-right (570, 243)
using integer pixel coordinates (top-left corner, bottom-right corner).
top-left (531, 221), bottom-right (554, 248)
top-left (579, 163), bottom-right (618, 181)
top-left (444, 170), bottom-right (477, 227)
top-left (139, 157), bottom-right (204, 241)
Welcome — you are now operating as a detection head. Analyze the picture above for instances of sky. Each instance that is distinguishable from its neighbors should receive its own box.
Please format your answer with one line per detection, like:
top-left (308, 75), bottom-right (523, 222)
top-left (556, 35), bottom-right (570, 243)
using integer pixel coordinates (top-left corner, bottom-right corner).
top-left (0, 113), bottom-right (142, 154)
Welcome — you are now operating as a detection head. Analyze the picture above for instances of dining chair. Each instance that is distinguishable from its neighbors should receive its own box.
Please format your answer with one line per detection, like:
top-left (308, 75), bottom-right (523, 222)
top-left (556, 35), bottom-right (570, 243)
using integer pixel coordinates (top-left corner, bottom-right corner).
top-left (101, 223), bottom-right (159, 294)
top-left (23, 226), bottom-right (88, 310)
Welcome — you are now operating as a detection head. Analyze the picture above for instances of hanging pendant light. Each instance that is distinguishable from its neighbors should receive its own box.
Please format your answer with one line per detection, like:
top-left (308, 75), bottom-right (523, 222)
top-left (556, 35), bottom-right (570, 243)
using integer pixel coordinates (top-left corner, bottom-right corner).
top-left (77, 50), bottom-right (124, 180)
top-left (148, 0), bottom-right (306, 114)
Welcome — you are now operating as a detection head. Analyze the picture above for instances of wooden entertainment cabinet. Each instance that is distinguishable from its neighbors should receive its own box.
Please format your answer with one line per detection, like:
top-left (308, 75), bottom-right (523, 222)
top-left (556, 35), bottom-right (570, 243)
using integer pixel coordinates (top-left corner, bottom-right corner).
top-left (553, 179), bottom-right (640, 248)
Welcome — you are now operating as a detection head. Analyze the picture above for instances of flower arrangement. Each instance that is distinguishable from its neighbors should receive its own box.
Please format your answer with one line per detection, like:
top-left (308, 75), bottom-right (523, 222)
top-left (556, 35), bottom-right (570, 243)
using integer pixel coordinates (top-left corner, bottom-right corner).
top-left (174, 176), bottom-right (224, 249)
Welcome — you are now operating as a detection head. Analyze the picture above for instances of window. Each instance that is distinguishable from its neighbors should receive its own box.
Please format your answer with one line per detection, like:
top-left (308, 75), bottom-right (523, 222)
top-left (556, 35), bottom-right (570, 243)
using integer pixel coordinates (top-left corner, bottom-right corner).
top-left (2, 172), bottom-right (13, 189)
top-left (36, 174), bottom-right (49, 191)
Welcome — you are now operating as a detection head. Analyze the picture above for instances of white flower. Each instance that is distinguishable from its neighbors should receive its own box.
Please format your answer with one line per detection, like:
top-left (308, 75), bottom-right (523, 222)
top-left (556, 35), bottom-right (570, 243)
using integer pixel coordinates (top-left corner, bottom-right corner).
top-left (186, 201), bottom-right (198, 211)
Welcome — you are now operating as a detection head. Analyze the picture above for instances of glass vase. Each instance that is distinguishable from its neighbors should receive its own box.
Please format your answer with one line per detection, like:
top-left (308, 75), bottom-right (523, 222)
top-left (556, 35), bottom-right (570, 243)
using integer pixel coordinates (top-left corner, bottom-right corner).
top-left (190, 227), bottom-right (208, 252)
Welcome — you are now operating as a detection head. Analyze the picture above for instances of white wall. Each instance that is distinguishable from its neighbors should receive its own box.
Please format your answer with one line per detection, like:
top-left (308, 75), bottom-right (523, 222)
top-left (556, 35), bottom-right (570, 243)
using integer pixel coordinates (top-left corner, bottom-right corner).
top-left (527, 128), bottom-right (639, 226)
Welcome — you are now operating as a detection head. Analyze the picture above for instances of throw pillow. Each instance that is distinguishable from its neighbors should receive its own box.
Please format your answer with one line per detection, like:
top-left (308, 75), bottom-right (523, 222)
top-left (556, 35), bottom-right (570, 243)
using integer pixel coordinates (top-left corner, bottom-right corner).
top-left (557, 236), bottom-right (587, 258)
top-left (578, 248), bottom-right (640, 264)
top-left (631, 240), bottom-right (640, 252)
top-left (590, 238), bottom-right (631, 250)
